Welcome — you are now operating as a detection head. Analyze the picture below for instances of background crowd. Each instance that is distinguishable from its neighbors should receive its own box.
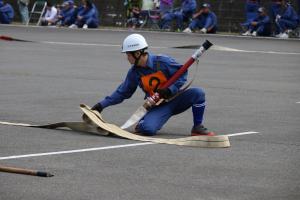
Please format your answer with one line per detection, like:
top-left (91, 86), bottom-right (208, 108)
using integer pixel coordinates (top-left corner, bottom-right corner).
top-left (0, 0), bottom-right (299, 38)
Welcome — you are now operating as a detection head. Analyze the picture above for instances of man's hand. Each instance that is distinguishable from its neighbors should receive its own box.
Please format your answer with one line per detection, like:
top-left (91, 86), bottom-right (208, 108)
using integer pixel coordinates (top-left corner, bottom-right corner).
top-left (82, 103), bottom-right (103, 123)
top-left (276, 15), bottom-right (281, 22)
top-left (251, 21), bottom-right (257, 26)
top-left (91, 103), bottom-right (103, 113)
top-left (156, 88), bottom-right (172, 99)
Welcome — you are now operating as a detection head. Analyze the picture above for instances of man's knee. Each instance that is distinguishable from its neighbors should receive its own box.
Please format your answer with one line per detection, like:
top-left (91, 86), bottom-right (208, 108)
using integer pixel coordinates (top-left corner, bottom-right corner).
top-left (190, 88), bottom-right (205, 102)
top-left (137, 120), bottom-right (159, 136)
top-left (138, 124), bottom-right (158, 136)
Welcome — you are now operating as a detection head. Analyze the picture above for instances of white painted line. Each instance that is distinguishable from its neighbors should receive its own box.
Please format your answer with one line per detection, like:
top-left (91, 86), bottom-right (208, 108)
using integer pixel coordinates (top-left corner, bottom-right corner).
top-left (296, 102), bottom-right (300, 104)
top-left (37, 41), bottom-right (300, 55)
top-left (226, 131), bottom-right (259, 137)
top-left (212, 45), bottom-right (300, 55)
top-left (0, 142), bottom-right (153, 160)
top-left (42, 41), bottom-right (120, 47)
top-left (42, 41), bottom-right (167, 49)
top-left (0, 121), bottom-right (32, 126)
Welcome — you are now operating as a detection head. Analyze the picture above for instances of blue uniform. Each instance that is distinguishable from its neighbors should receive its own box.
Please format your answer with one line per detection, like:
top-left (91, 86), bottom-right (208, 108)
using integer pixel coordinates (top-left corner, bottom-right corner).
top-left (189, 11), bottom-right (217, 33)
top-left (75, 3), bottom-right (99, 28)
top-left (161, 0), bottom-right (196, 30)
top-left (99, 53), bottom-right (206, 136)
top-left (270, 2), bottom-right (281, 22)
top-left (276, 4), bottom-right (299, 33)
top-left (0, 2), bottom-right (14, 24)
top-left (246, 15), bottom-right (271, 36)
top-left (241, 0), bottom-right (260, 26)
top-left (60, 4), bottom-right (77, 26)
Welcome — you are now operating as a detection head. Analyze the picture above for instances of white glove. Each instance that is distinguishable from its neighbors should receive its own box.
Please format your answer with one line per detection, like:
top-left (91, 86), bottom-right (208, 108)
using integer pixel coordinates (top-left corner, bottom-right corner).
top-left (276, 15), bottom-right (281, 22)
top-left (200, 28), bottom-right (207, 34)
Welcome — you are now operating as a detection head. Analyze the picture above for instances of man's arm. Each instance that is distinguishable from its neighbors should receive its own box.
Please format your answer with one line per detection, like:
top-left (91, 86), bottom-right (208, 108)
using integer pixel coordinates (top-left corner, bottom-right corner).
top-left (99, 68), bottom-right (138, 109)
top-left (193, 9), bottom-right (203, 19)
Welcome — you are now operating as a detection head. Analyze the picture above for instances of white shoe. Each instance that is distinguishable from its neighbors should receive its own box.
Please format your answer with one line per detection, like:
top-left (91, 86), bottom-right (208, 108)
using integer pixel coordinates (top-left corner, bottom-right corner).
top-left (252, 31), bottom-right (257, 37)
top-left (69, 24), bottom-right (78, 29)
top-left (183, 28), bottom-right (192, 33)
top-left (279, 32), bottom-right (289, 39)
top-left (83, 24), bottom-right (88, 29)
top-left (275, 33), bottom-right (282, 38)
top-left (242, 31), bottom-right (251, 36)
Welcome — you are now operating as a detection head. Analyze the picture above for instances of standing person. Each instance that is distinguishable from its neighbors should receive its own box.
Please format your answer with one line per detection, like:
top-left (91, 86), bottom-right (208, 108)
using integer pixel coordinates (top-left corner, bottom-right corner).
top-left (242, 7), bottom-right (271, 36)
top-left (41, 1), bottom-right (57, 26)
top-left (69, 0), bottom-right (99, 29)
top-left (18, 0), bottom-right (29, 24)
top-left (297, 0), bottom-right (300, 19)
top-left (0, 0), bottom-right (14, 24)
top-left (160, 0), bottom-right (196, 31)
top-left (274, 0), bottom-right (299, 38)
top-left (183, 3), bottom-right (217, 34)
top-left (89, 33), bottom-right (214, 136)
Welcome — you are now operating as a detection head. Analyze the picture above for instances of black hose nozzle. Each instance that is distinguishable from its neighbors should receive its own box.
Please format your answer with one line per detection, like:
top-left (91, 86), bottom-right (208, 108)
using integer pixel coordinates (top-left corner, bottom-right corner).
top-left (202, 40), bottom-right (213, 50)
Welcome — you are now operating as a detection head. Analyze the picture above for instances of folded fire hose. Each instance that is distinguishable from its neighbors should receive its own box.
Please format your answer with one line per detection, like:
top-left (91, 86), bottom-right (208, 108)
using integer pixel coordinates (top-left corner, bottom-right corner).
top-left (0, 104), bottom-right (230, 148)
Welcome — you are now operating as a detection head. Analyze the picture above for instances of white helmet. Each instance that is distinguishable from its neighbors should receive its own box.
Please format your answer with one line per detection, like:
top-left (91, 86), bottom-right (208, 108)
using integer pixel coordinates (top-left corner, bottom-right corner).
top-left (122, 34), bottom-right (148, 53)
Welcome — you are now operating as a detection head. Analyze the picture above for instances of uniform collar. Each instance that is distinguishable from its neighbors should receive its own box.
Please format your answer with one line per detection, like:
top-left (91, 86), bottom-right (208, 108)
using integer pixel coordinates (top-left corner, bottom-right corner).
top-left (145, 52), bottom-right (155, 69)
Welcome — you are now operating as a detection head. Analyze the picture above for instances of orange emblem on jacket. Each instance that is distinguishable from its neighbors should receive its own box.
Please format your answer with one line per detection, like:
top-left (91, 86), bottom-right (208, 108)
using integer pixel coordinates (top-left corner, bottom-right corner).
top-left (140, 71), bottom-right (168, 96)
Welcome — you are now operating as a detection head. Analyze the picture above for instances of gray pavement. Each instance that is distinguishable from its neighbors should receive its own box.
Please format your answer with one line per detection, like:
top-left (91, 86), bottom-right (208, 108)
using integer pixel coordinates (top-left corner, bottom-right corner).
top-left (0, 25), bottom-right (300, 200)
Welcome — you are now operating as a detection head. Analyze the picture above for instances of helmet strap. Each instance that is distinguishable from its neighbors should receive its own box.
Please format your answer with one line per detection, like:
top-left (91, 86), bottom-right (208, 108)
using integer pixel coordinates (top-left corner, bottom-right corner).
top-left (131, 49), bottom-right (145, 66)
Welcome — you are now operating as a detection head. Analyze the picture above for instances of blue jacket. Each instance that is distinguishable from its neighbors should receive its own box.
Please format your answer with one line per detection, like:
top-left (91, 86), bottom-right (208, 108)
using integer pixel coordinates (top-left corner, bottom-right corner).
top-left (280, 4), bottom-right (299, 23)
top-left (270, 2), bottom-right (281, 21)
top-left (197, 11), bottom-right (217, 29)
top-left (181, 0), bottom-right (196, 13)
top-left (0, 3), bottom-right (14, 23)
top-left (100, 53), bottom-right (187, 108)
top-left (77, 4), bottom-right (99, 23)
top-left (245, 0), bottom-right (259, 23)
top-left (61, 5), bottom-right (76, 20)
top-left (254, 15), bottom-right (271, 27)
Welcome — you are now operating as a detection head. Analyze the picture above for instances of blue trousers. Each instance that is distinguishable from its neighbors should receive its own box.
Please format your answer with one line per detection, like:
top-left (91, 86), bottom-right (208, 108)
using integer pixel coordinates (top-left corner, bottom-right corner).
top-left (189, 18), bottom-right (217, 33)
top-left (249, 24), bottom-right (271, 36)
top-left (276, 18), bottom-right (298, 33)
top-left (136, 88), bottom-right (206, 136)
top-left (0, 12), bottom-right (11, 24)
top-left (62, 16), bottom-right (75, 26)
top-left (76, 17), bottom-right (98, 28)
top-left (161, 11), bottom-right (192, 30)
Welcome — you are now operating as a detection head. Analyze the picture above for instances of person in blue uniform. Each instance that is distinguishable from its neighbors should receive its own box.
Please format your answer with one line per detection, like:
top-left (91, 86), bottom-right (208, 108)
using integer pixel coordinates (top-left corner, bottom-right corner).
top-left (298, 0), bottom-right (300, 17)
top-left (183, 3), bottom-right (217, 34)
top-left (57, 0), bottom-right (77, 26)
top-left (0, 0), bottom-right (14, 24)
top-left (242, 7), bottom-right (271, 36)
top-left (69, 0), bottom-right (99, 29)
top-left (241, 0), bottom-right (260, 32)
top-left (89, 34), bottom-right (215, 137)
top-left (160, 0), bottom-right (196, 31)
top-left (274, 0), bottom-right (299, 38)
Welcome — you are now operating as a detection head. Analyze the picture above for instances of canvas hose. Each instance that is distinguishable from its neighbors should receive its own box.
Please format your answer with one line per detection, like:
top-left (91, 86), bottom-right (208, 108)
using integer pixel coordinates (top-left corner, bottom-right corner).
top-left (0, 104), bottom-right (230, 148)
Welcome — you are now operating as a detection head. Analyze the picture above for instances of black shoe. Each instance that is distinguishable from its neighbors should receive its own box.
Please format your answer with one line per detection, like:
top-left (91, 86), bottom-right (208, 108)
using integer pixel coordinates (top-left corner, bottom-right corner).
top-left (191, 125), bottom-right (215, 136)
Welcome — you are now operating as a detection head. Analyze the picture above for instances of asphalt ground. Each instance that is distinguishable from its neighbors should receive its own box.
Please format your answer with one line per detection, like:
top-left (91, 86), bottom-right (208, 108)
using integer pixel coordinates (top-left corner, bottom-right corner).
top-left (0, 25), bottom-right (300, 200)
